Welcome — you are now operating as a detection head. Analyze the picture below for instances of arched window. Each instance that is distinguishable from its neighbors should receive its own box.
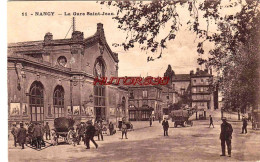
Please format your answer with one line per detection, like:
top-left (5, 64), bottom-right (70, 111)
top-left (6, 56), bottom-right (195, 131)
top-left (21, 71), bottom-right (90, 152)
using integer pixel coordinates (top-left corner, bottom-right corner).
top-left (53, 85), bottom-right (65, 118)
top-left (94, 58), bottom-right (106, 120)
top-left (29, 81), bottom-right (44, 122)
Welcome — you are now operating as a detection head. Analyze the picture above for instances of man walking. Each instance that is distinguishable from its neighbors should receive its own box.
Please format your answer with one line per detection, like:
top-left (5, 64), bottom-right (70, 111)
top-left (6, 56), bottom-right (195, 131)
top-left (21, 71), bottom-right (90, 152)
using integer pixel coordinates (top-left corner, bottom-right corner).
top-left (85, 120), bottom-right (98, 149)
top-left (17, 123), bottom-right (27, 149)
top-left (241, 116), bottom-right (248, 134)
top-left (121, 122), bottom-right (128, 139)
top-left (209, 115), bottom-right (214, 128)
top-left (11, 123), bottom-right (18, 147)
top-left (149, 116), bottom-right (152, 127)
top-left (77, 122), bottom-right (86, 145)
top-left (44, 122), bottom-right (51, 140)
top-left (162, 118), bottom-right (169, 136)
top-left (220, 117), bottom-right (233, 157)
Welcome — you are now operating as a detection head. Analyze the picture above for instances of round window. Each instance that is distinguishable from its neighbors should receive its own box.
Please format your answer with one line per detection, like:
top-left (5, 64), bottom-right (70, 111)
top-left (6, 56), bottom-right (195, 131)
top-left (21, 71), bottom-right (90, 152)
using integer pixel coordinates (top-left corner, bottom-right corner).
top-left (57, 56), bottom-right (67, 67)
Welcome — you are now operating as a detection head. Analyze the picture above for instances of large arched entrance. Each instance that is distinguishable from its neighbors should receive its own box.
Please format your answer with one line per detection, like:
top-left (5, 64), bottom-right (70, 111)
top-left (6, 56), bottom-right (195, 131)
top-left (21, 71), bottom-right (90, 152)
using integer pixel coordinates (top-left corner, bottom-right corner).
top-left (53, 85), bottom-right (65, 118)
top-left (94, 57), bottom-right (106, 120)
top-left (29, 81), bottom-right (44, 122)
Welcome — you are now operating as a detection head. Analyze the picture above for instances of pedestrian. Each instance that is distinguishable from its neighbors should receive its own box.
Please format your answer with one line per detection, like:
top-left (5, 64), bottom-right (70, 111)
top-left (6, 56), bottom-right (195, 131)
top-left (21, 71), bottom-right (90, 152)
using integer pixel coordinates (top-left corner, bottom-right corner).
top-left (39, 122), bottom-right (45, 147)
top-left (241, 116), bottom-right (248, 134)
top-left (158, 116), bottom-right (161, 123)
top-left (85, 120), bottom-right (98, 149)
top-left (77, 122), bottom-right (86, 145)
top-left (17, 123), bottom-right (27, 149)
top-left (44, 122), bottom-right (51, 140)
top-left (220, 117), bottom-right (233, 157)
top-left (11, 123), bottom-right (18, 147)
top-left (121, 122), bottom-right (128, 139)
top-left (33, 122), bottom-right (43, 149)
top-left (149, 116), bottom-right (152, 127)
top-left (209, 115), bottom-right (214, 128)
top-left (109, 122), bottom-right (114, 135)
top-left (162, 118), bottom-right (169, 136)
top-left (27, 122), bottom-right (34, 146)
top-left (96, 121), bottom-right (103, 141)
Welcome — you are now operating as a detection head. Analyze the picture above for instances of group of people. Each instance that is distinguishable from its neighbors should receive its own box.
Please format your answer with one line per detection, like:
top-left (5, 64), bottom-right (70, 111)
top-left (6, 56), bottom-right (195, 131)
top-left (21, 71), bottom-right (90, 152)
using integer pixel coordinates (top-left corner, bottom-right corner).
top-left (11, 122), bottom-right (51, 149)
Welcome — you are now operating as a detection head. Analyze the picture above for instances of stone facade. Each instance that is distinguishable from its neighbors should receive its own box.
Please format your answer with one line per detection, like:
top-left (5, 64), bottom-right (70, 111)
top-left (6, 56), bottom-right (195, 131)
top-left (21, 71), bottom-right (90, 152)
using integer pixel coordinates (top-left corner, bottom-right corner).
top-left (7, 23), bottom-right (128, 128)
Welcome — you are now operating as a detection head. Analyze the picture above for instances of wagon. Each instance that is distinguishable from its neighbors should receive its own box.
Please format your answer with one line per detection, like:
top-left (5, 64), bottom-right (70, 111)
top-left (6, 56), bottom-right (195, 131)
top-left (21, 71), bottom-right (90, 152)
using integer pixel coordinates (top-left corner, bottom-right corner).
top-left (54, 117), bottom-right (75, 144)
top-left (170, 110), bottom-right (193, 127)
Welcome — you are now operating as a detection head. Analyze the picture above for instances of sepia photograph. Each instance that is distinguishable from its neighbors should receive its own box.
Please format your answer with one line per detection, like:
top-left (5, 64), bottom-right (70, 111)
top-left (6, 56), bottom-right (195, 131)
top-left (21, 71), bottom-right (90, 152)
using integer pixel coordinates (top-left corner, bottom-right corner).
top-left (6, 0), bottom-right (260, 161)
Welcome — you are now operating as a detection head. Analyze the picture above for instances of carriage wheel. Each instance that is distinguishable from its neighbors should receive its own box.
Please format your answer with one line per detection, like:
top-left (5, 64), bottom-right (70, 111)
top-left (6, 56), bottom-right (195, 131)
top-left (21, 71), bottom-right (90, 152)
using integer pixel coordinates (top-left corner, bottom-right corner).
top-left (183, 121), bottom-right (187, 127)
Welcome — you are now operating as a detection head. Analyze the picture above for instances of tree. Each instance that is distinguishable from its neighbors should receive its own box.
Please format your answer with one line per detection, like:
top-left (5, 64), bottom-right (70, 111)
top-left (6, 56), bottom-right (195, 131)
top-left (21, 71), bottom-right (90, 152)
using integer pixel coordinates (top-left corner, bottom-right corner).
top-left (101, 0), bottom-right (260, 112)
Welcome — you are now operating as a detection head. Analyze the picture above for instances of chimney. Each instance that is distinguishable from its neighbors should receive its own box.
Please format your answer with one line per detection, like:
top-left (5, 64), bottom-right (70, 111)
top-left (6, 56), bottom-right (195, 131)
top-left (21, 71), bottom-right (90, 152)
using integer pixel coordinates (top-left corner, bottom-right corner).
top-left (44, 32), bottom-right (53, 43)
top-left (190, 70), bottom-right (194, 75)
top-left (97, 23), bottom-right (104, 33)
top-left (71, 31), bottom-right (84, 41)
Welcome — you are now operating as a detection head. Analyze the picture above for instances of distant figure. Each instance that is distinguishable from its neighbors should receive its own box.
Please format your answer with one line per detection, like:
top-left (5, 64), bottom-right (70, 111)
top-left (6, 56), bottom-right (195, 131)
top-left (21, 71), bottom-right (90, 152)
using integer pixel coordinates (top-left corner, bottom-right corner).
top-left (17, 123), bottom-right (27, 149)
top-left (11, 123), bottom-right (18, 147)
top-left (220, 117), bottom-right (233, 157)
top-left (241, 116), bottom-right (248, 134)
top-left (158, 116), bottom-right (161, 123)
top-left (108, 122), bottom-right (114, 135)
top-left (149, 117), bottom-right (152, 127)
top-left (121, 122), bottom-right (128, 139)
top-left (85, 120), bottom-right (98, 149)
top-left (162, 118), bottom-right (169, 136)
top-left (209, 115), bottom-right (214, 128)
top-left (44, 122), bottom-right (51, 140)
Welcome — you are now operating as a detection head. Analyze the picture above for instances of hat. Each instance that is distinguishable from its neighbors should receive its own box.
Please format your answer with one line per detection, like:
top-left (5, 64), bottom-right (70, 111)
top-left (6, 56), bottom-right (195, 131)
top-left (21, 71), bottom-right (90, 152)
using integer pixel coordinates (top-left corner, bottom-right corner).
top-left (221, 117), bottom-right (227, 120)
top-left (87, 120), bottom-right (92, 124)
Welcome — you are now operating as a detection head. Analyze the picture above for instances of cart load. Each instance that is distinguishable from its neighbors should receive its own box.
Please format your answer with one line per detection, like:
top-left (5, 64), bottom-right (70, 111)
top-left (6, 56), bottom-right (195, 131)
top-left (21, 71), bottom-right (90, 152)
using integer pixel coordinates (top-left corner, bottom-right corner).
top-left (170, 110), bottom-right (193, 127)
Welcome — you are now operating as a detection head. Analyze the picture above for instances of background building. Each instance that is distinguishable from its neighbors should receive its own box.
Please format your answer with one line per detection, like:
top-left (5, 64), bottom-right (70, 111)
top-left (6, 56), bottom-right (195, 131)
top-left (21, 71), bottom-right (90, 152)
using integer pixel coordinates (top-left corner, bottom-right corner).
top-left (128, 84), bottom-right (162, 121)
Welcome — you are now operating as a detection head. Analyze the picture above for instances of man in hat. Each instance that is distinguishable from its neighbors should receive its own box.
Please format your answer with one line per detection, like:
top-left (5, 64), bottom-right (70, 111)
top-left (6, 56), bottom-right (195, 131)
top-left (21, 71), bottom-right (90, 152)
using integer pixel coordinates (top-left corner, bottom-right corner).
top-left (85, 120), bottom-right (98, 149)
top-left (17, 123), bottom-right (27, 149)
top-left (162, 118), bottom-right (169, 136)
top-left (220, 117), bottom-right (233, 157)
top-left (77, 122), bottom-right (86, 145)
top-left (11, 123), bottom-right (18, 147)
top-left (33, 122), bottom-right (43, 149)
top-left (44, 122), bottom-right (51, 140)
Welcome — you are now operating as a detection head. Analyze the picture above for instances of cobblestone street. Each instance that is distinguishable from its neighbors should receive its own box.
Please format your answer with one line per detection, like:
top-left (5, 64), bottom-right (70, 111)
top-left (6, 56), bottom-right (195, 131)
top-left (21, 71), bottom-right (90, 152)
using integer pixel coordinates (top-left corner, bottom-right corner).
top-left (8, 111), bottom-right (260, 162)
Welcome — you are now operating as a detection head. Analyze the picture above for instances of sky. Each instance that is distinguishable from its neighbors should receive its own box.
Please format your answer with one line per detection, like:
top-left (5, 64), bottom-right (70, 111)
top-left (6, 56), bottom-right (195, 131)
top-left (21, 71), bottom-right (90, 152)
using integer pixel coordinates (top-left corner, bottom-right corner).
top-left (7, 1), bottom-right (217, 77)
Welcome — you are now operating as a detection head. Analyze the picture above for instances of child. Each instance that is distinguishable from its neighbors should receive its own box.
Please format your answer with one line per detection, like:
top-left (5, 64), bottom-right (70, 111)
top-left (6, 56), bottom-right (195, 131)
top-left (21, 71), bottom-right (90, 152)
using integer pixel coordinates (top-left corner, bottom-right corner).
top-left (67, 127), bottom-right (77, 146)
top-left (51, 129), bottom-right (58, 146)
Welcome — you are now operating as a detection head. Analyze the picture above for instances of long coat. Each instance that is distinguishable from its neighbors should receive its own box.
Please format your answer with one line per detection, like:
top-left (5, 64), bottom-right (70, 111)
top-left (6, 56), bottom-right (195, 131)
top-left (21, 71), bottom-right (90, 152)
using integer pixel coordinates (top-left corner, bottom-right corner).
top-left (17, 128), bottom-right (27, 144)
top-left (33, 125), bottom-right (42, 137)
top-left (162, 120), bottom-right (169, 130)
top-left (85, 125), bottom-right (96, 137)
top-left (220, 122), bottom-right (233, 140)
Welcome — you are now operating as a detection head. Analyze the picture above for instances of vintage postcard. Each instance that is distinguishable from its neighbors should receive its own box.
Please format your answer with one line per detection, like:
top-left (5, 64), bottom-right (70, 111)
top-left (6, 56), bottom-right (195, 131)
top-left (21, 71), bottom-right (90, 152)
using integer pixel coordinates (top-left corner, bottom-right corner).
top-left (7, 1), bottom-right (260, 161)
